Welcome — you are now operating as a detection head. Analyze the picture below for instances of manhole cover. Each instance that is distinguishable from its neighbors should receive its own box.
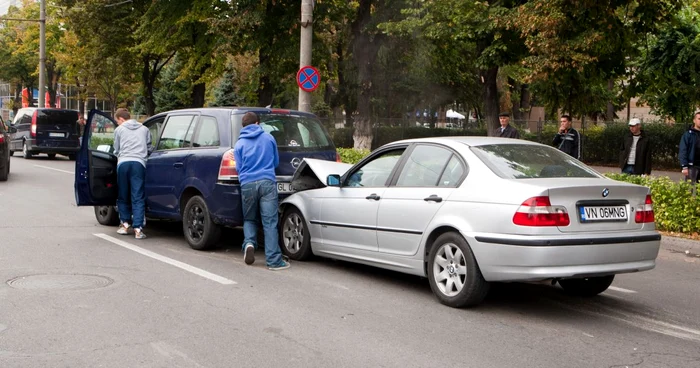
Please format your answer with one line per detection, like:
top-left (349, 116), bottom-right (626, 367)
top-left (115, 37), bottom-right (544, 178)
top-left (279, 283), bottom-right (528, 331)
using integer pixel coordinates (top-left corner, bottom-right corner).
top-left (6, 274), bottom-right (114, 291)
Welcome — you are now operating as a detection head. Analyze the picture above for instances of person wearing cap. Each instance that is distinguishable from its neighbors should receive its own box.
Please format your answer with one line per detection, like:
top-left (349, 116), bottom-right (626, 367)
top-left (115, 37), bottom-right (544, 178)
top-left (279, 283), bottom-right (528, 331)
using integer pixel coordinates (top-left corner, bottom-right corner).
top-left (679, 112), bottom-right (700, 185)
top-left (497, 112), bottom-right (520, 139)
top-left (619, 118), bottom-right (652, 176)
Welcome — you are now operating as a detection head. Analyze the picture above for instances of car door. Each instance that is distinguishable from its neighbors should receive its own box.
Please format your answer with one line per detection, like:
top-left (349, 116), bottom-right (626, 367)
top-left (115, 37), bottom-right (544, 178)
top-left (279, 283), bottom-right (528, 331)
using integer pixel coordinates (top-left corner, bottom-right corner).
top-left (10, 109), bottom-right (31, 151)
top-left (377, 144), bottom-right (467, 256)
top-left (318, 146), bottom-right (408, 252)
top-left (74, 110), bottom-right (119, 206)
top-left (141, 115), bottom-right (166, 213)
top-left (144, 113), bottom-right (197, 216)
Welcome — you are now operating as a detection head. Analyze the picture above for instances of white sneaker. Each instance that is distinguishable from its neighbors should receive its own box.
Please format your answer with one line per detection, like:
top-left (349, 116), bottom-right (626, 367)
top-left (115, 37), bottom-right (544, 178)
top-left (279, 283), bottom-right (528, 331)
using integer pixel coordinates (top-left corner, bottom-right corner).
top-left (117, 223), bottom-right (130, 235)
top-left (244, 244), bottom-right (255, 265)
top-left (134, 228), bottom-right (147, 240)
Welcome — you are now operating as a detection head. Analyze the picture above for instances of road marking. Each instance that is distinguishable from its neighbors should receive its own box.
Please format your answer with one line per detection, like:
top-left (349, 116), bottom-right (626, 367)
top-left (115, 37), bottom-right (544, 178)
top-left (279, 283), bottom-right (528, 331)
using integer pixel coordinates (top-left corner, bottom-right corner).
top-left (94, 233), bottom-right (236, 285)
top-left (34, 165), bottom-right (73, 174)
top-left (607, 286), bottom-right (637, 294)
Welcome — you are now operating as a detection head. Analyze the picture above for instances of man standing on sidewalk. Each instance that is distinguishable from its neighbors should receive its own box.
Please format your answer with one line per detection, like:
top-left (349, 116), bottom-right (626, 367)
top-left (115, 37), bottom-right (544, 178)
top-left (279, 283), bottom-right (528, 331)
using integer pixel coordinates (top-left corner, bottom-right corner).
top-left (553, 115), bottom-right (581, 160)
top-left (497, 112), bottom-right (520, 139)
top-left (619, 118), bottom-right (652, 176)
top-left (113, 108), bottom-right (152, 239)
top-left (234, 112), bottom-right (290, 271)
top-left (679, 112), bottom-right (700, 187)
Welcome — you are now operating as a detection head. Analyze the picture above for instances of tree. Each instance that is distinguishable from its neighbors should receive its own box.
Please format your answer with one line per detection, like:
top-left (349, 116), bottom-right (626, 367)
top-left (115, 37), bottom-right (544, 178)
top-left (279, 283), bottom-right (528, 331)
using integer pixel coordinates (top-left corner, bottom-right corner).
top-left (154, 55), bottom-right (193, 113)
top-left (211, 68), bottom-right (241, 107)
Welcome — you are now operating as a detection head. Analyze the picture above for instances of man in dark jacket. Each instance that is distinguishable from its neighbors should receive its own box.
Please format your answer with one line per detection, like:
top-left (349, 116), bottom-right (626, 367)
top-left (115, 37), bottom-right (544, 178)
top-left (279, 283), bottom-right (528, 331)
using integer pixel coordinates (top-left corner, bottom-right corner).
top-left (679, 112), bottom-right (700, 184)
top-left (497, 112), bottom-right (520, 139)
top-left (553, 115), bottom-right (581, 159)
top-left (619, 118), bottom-right (652, 175)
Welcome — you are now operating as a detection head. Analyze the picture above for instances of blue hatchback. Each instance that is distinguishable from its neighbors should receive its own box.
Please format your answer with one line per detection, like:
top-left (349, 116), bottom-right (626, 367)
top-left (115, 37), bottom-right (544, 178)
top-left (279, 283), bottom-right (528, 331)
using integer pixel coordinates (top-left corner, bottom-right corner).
top-left (74, 107), bottom-right (339, 250)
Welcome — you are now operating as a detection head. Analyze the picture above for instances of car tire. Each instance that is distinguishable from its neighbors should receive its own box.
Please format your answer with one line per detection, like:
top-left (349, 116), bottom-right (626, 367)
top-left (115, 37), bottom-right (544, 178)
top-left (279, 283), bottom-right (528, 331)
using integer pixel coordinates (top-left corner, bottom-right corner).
top-left (558, 275), bottom-right (615, 297)
top-left (94, 206), bottom-right (120, 226)
top-left (0, 157), bottom-right (8, 182)
top-left (280, 207), bottom-right (313, 261)
top-left (427, 232), bottom-right (490, 308)
top-left (47, 153), bottom-right (56, 159)
top-left (8, 150), bottom-right (13, 157)
top-left (68, 154), bottom-right (76, 161)
top-left (22, 141), bottom-right (32, 159)
top-left (182, 195), bottom-right (221, 251)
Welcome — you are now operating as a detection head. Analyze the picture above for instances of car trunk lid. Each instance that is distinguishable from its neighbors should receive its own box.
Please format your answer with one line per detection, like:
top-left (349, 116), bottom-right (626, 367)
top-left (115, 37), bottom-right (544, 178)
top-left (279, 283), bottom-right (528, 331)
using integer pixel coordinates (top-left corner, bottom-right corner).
top-left (36, 109), bottom-right (80, 142)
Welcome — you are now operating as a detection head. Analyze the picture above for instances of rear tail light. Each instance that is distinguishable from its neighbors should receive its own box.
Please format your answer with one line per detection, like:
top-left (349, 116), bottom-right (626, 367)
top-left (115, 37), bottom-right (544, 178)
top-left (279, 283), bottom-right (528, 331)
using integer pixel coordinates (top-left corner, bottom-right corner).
top-left (31, 110), bottom-right (37, 137)
top-left (635, 194), bottom-right (655, 223)
top-left (218, 149), bottom-right (238, 180)
top-left (0, 135), bottom-right (4, 143)
top-left (270, 109), bottom-right (290, 114)
top-left (513, 196), bottom-right (570, 227)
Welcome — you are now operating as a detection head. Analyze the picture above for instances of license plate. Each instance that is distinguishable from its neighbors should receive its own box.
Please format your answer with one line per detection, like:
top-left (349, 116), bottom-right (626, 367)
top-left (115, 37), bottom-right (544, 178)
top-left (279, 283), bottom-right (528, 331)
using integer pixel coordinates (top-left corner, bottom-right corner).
top-left (49, 132), bottom-right (65, 138)
top-left (579, 206), bottom-right (628, 222)
top-left (277, 182), bottom-right (294, 194)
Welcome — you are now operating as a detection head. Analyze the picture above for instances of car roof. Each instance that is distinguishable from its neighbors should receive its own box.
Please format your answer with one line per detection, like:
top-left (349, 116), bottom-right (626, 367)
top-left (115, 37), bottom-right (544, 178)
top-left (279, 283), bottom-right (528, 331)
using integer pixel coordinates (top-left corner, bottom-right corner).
top-left (390, 136), bottom-right (544, 147)
top-left (153, 106), bottom-right (319, 119)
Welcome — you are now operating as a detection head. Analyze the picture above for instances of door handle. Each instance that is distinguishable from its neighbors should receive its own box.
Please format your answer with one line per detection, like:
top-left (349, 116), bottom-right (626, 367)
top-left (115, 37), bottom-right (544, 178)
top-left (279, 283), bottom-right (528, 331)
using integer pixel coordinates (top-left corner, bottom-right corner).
top-left (366, 193), bottom-right (381, 201)
top-left (424, 195), bottom-right (443, 203)
top-left (173, 162), bottom-right (184, 168)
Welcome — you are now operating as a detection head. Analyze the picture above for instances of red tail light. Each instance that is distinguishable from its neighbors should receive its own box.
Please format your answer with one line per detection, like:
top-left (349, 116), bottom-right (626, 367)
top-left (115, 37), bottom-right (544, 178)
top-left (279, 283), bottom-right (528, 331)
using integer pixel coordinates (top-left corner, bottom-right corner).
top-left (513, 196), bottom-right (570, 227)
top-left (635, 195), bottom-right (655, 223)
top-left (31, 110), bottom-right (37, 137)
top-left (270, 109), bottom-right (290, 114)
top-left (218, 149), bottom-right (238, 180)
top-left (0, 135), bottom-right (4, 143)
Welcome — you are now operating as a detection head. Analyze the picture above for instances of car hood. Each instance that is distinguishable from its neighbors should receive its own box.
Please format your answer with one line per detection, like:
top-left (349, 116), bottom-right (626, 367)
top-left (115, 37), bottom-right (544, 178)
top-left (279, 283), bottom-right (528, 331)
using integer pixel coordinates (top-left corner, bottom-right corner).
top-left (291, 158), bottom-right (353, 191)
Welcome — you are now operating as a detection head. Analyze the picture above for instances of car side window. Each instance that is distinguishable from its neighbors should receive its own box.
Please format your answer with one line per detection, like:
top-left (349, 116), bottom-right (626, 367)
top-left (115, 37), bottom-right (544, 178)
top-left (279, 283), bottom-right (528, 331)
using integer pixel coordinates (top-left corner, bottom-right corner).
top-left (144, 116), bottom-right (165, 148)
top-left (157, 115), bottom-right (196, 150)
top-left (396, 145), bottom-right (453, 187)
top-left (345, 148), bottom-right (405, 187)
top-left (192, 116), bottom-right (220, 147)
top-left (438, 155), bottom-right (465, 187)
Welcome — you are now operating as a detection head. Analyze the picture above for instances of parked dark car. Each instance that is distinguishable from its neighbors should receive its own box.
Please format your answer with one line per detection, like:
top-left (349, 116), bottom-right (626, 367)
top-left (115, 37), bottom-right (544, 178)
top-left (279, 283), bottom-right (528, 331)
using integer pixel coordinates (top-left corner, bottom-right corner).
top-left (74, 107), bottom-right (339, 250)
top-left (9, 107), bottom-right (81, 160)
top-left (0, 116), bottom-right (16, 181)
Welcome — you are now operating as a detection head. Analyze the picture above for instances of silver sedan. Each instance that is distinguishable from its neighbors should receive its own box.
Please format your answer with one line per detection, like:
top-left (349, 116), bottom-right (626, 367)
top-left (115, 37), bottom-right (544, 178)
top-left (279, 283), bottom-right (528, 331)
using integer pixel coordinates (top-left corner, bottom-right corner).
top-left (279, 137), bottom-right (661, 308)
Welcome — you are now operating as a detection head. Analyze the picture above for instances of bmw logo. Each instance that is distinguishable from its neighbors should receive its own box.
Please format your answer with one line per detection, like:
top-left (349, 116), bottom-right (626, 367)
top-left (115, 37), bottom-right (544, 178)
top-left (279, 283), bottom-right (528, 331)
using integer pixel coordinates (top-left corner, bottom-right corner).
top-left (602, 188), bottom-right (609, 197)
top-left (291, 157), bottom-right (302, 169)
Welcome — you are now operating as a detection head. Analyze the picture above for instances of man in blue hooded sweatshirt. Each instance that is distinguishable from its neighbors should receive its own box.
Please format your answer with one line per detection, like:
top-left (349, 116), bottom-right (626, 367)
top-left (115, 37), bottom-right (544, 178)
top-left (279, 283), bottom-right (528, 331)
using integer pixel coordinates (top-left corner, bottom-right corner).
top-left (234, 112), bottom-right (290, 270)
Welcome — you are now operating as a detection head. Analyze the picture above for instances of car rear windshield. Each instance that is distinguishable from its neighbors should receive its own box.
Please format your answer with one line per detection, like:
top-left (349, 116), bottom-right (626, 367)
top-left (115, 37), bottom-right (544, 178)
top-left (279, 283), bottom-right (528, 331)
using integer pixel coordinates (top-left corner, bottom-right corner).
top-left (470, 143), bottom-right (600, 179)
top-left (37, 110), bottom-right (79, 125)
top-left (233, 113), bottom-right (334, 151)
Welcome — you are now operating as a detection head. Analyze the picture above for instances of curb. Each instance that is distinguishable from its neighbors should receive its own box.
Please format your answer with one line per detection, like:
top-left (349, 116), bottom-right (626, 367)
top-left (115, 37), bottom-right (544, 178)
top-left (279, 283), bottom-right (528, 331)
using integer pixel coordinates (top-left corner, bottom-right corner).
top-left (661, 236), bottom-right (700, 254)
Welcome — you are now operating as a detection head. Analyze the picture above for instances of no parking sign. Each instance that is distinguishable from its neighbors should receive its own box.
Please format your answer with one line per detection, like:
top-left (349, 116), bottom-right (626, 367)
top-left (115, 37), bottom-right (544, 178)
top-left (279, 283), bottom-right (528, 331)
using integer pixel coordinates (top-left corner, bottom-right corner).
top-left (297, 66), bottom-right (321, 92)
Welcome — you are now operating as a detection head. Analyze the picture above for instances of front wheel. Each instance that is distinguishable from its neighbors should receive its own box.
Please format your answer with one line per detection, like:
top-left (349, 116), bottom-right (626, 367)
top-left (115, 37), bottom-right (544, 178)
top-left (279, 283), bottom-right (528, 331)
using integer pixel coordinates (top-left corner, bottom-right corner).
top-left (558, 275), bottom-right (615, 297)
top-left (280, 207), bottom-right (313, 261)
top-left (427, 232), bottom-right (490, 308)
top-left (94, 206), bottom-right (120, 226)
top-left (182, 195), bottom-right (221, 251)
top-left (22, 141), bottom-right (32, 159)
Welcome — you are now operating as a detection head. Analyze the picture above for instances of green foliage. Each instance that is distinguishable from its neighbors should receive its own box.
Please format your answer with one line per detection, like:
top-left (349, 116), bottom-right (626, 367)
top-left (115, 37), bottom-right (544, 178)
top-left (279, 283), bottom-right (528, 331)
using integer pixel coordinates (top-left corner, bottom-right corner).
top-left (337, 147), bottom-right (370, 164)
top-left (606, 173), bottom-right (700, 233)
top-left (89, 137), bottom-right (115, 150)
top-left (330, 126), bottom-right (488, 149)
top-left (154, 56), bottom-right (193, 113)
top-left (211, 69), bottom-right (240, 107)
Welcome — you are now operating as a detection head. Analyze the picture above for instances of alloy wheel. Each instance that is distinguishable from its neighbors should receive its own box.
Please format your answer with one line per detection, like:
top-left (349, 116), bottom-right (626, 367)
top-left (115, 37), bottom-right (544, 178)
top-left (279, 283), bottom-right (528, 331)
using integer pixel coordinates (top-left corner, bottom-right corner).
top-left (186, 204), bottom-right (205, 242)
top-left (282, 212), bottom-right (304, 254)
top-left (432, 242), bottom-right (468, 297)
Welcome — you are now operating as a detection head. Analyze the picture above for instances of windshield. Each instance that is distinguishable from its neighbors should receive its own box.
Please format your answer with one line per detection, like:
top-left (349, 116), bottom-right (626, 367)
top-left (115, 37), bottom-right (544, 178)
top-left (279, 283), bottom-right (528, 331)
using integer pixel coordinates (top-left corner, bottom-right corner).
top-left (232, 113), bottom-right (334, 151)
top-left (470, 143), bottom-right (601, 179)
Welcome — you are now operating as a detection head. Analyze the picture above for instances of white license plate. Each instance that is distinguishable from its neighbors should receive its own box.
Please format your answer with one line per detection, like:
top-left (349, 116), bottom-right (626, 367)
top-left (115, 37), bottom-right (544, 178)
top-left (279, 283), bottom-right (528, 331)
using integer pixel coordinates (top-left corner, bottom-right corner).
top-left (49, 132), bottom-right (65, 138)
top-left (579, 206), bottom-right (628, 222)
top-left (277, 182), bottom-right (294, 194)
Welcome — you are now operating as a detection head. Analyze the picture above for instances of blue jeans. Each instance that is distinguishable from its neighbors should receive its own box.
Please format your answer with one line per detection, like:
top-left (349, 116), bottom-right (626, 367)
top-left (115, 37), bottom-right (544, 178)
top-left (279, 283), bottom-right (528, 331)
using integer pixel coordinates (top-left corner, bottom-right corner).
top-left (117, 161), bottom-right (146, 229)
top-left (241, 180), bottom-right (284, 267)
top-left (622, 164), bottom-right (635, 175)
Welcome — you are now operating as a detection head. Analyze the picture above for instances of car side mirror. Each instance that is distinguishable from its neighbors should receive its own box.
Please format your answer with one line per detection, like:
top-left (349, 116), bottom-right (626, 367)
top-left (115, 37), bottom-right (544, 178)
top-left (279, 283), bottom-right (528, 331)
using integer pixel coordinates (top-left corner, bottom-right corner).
top-left (326, 174), bottom-right (341, 187)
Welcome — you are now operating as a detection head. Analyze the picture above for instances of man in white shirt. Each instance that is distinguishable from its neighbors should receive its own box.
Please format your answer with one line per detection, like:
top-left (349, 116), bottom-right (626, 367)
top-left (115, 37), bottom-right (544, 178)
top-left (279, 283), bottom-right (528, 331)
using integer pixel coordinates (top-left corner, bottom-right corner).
top-left (619, 118), bottom-right (652, 175)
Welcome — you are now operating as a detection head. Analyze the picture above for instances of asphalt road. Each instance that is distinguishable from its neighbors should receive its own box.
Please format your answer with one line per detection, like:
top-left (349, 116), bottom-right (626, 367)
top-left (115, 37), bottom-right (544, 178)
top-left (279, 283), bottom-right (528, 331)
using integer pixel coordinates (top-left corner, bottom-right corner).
top-left (1, 155), bottom-right (699, 368)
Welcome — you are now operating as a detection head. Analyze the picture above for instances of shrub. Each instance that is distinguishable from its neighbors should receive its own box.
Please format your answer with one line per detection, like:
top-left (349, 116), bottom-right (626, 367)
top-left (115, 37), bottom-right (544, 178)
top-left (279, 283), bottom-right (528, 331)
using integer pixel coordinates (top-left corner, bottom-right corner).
top-left (606, 173), bottom-right (700, 233)
top-left (337, 147), bottom-right (370, 164)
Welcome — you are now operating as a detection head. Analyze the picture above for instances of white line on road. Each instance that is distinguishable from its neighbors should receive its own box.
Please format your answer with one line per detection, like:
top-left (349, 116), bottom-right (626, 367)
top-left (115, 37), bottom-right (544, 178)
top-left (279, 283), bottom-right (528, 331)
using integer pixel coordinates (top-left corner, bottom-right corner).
top-left (607, 286), bottom-right (637, 294)
top-left (34, 165), bottom-right (74, 174)
top-left (94, 233), bottom-right (236, 285)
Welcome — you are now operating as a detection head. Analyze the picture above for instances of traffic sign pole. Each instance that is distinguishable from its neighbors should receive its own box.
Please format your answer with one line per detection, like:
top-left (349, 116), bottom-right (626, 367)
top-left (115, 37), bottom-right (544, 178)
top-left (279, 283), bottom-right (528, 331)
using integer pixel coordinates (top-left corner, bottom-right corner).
top-left (298, 0), bottom-right (313, 112)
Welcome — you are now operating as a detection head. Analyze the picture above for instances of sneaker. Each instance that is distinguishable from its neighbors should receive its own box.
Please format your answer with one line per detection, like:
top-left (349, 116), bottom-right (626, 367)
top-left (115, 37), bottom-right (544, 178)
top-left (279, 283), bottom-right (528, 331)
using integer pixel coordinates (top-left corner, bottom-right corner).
top-left (117, 223), bottom-right (130, 235)
top-left (134, 228), bottom-right (147, 239)
top-left (268, 261), bottom-right (290, 271)
top-left (244, 244), bottom-right (255, 265)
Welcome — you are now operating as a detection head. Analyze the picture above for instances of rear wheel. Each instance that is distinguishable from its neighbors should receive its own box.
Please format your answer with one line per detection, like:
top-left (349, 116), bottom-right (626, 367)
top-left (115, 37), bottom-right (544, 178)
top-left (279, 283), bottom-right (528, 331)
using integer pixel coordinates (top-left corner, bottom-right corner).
top-left (47, 153), bottom-right (56, 159)
top-left (182, 195), bottom-right (221, 250)
top-left (427, 232), bottom-right (490, 308)
top-left (94, 206), bottom-right (120, 226)
top-left (558, 275), bottom-right (615, 297)
top-left (22, 141), bottom-right (32, 159)
top-left (8, 150), bottom-right (13, 157)
top-left (280, 207), bottom-right (313, 261)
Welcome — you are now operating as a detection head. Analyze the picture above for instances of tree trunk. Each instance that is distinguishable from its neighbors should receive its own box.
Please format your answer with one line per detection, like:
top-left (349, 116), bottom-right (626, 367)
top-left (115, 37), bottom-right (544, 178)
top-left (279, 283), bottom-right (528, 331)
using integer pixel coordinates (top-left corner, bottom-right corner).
top-left (519, 84), bottom-right (531, 119)
top-left (192, 82), bottom-right (206, 107)
top-left (482, 67), bottom-right (500, 136)
top-left (509, 77), bottom-right (522, 121)
top-left (606, 79), bottom-right (615, 121)
top-left (142, 56), bottom-right (156, 116)
top-left (350, 0), bottom-right (381, 150)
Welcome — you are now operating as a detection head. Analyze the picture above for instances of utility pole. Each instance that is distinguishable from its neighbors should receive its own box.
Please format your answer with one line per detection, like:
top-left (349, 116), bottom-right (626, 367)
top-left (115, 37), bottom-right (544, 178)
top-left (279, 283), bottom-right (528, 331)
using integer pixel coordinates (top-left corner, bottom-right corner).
top-left (298, 0), bottom-right (313, 112)
top-left (38, 0), bottom-right (46, 108)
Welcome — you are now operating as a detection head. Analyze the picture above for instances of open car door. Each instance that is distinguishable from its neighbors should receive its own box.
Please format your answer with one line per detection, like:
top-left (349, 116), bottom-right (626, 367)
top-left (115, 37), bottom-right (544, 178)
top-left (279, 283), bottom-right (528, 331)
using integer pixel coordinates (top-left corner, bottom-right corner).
top-left (74, 109), bottom-right (119, 206)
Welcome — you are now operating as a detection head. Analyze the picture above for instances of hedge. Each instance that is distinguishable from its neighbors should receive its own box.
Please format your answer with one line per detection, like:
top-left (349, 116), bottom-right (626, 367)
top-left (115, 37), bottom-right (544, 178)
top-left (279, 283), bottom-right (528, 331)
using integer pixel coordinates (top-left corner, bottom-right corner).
top-left (329, 123), bottom-right (689, 170)
top-left (606, 173), bottom-right (700, 233)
